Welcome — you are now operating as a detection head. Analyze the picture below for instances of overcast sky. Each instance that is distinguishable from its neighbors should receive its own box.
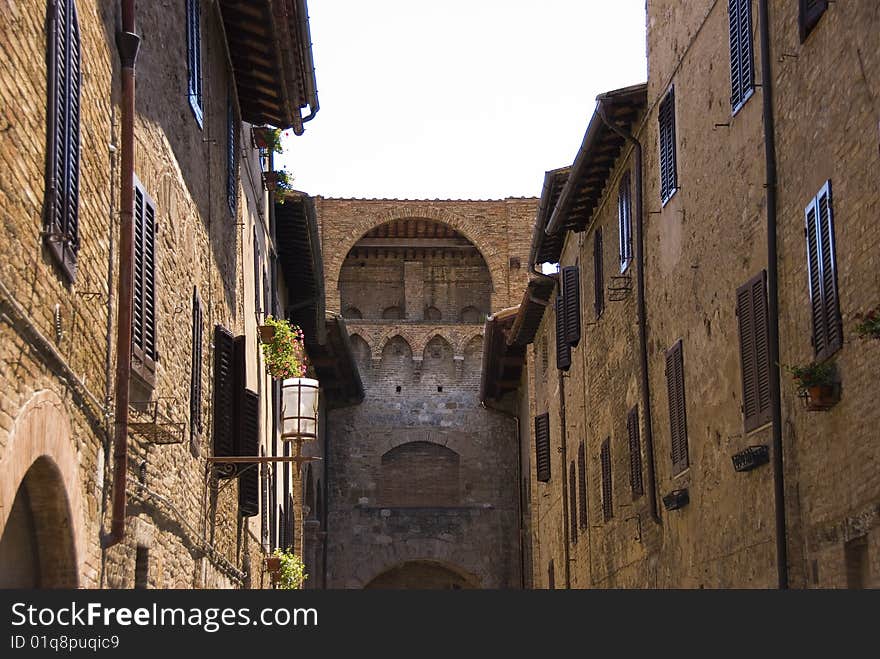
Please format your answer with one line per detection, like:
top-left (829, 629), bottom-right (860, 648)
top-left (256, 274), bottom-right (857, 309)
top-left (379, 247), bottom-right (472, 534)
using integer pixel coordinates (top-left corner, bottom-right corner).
top-left (277, 1), bottom-right (647, 200)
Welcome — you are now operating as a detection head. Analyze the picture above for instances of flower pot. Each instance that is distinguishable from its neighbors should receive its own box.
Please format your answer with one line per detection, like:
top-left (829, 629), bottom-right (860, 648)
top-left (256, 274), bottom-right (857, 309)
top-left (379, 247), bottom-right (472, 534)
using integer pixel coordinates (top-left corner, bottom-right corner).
top-left (805, 383), bottom-right (840, 411)
top-left (251, 126), bottom-right (273, 150)
top-left (265, 556), bottom-right (281, 572)
top-left (258, 324), bottom-right (276, 343)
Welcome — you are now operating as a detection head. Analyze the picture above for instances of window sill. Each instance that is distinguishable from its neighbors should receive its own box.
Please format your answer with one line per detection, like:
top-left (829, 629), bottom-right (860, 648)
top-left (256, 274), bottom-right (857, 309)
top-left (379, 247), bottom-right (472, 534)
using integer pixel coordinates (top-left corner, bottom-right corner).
top-left (661, 188), bottom-right (678, 207)
top-left (188, 95), bottom-right (204, 130)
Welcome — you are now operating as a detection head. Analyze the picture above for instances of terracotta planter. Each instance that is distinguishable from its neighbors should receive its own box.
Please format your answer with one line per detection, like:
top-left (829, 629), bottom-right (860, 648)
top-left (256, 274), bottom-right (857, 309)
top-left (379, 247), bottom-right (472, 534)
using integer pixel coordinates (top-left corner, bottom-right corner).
top-left (805, 383), bottom-right (840, 411)
top-left (258, 324), bottom-right (276, 343)
top-left (265, 556), bottom-right (281, 572)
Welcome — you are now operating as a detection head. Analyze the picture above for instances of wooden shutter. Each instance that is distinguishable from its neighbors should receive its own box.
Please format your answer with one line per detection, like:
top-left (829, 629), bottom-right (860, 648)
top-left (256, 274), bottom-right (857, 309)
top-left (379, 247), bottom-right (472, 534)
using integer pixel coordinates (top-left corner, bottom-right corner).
top-left (534, 413), bottom-right (551, 483)
top-left (728, 0), bottom-right (754, 111)
top-left (562, 266), bottom-right (581, 347)
top-left (569, 461), bottom-right (578, 542)
top-left (666, 340), bottom-right (689, 474)
top-left (601, 438), bottom-right (613, 521)
top-left (278, 504), bottom-right (286, 550)
top-left (593, 228), bottom-right (604, 318)
top-left (186, 0), bottom-right (203, 123)
top-left (799, 0), bottom-right (828, 42)
top-left (190, 287), bottom-right (204, 442)
top-left (737, 271), bottom-right (772, 432)
top-left (132, 181), bottom-right (158, 386)
top-left (805, 181), bottom-right (841, 360)
top-left (659, 88), bottom-right (678, 203)
top-left (618, 173), bottom-right (633, 271)
top-left (555, 296), bottom-right (571, 371)
top-left (627, 406), bottom-right (644, 498)
top-left (212, 325), bottom-right (237, 476)
top-left (577, 441), bottom-right (587, 529)
top-left (253, 227), bottom-right (262, 316)
top-left (548, 559), bottom-right (555, 590)
top-left (238, 389), bottom-right (260, 517)
top-left (227, 93), bottom-right (237, 213)
top-left (45, 0), bottom-right (81, 282)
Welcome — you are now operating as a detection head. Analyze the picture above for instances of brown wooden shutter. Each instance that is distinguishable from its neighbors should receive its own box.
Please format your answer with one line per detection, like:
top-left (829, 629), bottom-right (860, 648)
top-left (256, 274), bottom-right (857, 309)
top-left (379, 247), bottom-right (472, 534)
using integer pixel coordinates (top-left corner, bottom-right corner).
top-left (666, 340), bottom-right (689, 474)
top-left (577, 441), bottom-right (587, 529)
top-left (627, 405), bottom-right (644, 498)
top-left (805, 181), bottom-right (841, 360)
top-left (238, 389), bottom-right (260, 517)
top-left (555, 296), bottom-right (571, 371)
top-left (593, 228), bottom-right (604, 318)
top-left (548, 559), bottom-right (555, 590)
top-left (212, 325), bottom-right (237, 477)
top-left (562, 266), bottom-right (581, 347)
top-left (659, 88), bottom-right (678, 203)
top-left (569, 461), bottom-right (578, 542)
top-left (132, 181), bottom-right (158, 386)
top-left (737, 271), bottom-right (771, 432)
top-left (253, 227), bottom-right (262, 316)
top-left (190, 287), bottom-right (204, 443)
top-left (45, 0), bottom-right (81, 282)
top-left (728, 0), bottom-right (754, 111)
top-left (799, 0), bottom-right (828, 42)
top-left (600, 438), bottom-right (613, 521)
top-left (535, 413), bottom-right (551, 483)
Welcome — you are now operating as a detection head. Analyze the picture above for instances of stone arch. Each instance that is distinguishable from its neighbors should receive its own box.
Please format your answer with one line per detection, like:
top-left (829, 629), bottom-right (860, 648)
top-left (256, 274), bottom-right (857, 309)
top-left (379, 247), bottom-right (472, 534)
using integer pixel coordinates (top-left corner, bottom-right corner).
top-left (349, 333), bottom-right (372, 371)
top-left (381, 305), bottom-right (403, 320)
top-left (363, 559), bottom-right (482, 590)
top-left (343, 305), bottom-right (363, 320)
top-left (456, 332), bottom-right (484, 357)
top-left (376, 328), bottom-right (418, 359)
top-left (421, 335), bottom-right (455, 383)
top-left (459, 306), bottom-right (483, 323)
top-left (379, 335), bottom-right (414, 382)
top-left (424, 306), bottom-right (442, 321)
top-left (326, 209), bottom-right (503, 313)
top-left (0, 390), bottom-right (85, 587)
top-left (413, 328), bottom-right (456, 359)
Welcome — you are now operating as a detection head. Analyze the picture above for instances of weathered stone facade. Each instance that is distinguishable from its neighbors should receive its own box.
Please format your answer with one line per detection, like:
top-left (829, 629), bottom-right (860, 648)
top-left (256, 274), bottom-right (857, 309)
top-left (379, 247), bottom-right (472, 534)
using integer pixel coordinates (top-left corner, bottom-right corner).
top-left (316, 198), bottom-right (536, 588)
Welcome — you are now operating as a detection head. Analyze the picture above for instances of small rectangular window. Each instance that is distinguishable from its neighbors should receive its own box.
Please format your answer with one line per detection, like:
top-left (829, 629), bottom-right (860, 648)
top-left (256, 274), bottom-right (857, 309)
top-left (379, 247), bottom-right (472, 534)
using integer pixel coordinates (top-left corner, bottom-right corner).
top-left (666, 340), bottom-right (689, 474)
top-left (737, 271), bottom-right (772, 432)
top-left (658, 87), bottom-right (678, 204)
top-left (600, 438), bottom-right (613, 521)
top-left (134, 546), bottom-right (149, 589)
top-left (618, 173), bottom-right (633, 272)
top-left (186, 0), bottom-right (203, 126)
top-left (535, 413), bottom-right (551, 483)
top-left (799, 0), bottom-right (828, 42)
top-left (728, 0), bottom-right (755, 113)
top-left (132, 179), bottom-right (158, 387)
top-left (805, 181), bottom-right (841, 360)
top-left (593, 228), bottom-right (605, 318)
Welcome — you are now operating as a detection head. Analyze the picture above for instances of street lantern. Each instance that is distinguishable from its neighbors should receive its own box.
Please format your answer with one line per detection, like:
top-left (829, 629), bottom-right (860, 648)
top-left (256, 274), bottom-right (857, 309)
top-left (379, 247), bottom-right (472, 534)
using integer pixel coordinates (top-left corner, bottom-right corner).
top-left (281, 377), bottom-right (319, 442)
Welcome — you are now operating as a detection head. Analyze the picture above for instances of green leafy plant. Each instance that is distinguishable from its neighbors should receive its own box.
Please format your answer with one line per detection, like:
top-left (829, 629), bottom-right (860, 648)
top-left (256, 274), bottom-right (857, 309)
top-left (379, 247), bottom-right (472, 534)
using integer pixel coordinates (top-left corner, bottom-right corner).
top-left (854, 305), bottom-right (880, 340)
top-left (260, 316), bottom-right (308, 379)
top-left (275, 169), bottom-right (294, 192)
top-left (272, 548), bottom-right (307, 589)
top-left (784, 360), bottom-right (835, 392)
top-left (253, 126), bottom-right (283, 154)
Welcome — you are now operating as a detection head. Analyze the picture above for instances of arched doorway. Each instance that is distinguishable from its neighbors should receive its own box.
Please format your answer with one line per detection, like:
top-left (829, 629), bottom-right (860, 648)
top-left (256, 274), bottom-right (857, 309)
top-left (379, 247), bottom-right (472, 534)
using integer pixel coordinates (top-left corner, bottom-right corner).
top-left (0, 456), bottom-right (78, 588)
top-left (364, 560), bottom-right (480, 589)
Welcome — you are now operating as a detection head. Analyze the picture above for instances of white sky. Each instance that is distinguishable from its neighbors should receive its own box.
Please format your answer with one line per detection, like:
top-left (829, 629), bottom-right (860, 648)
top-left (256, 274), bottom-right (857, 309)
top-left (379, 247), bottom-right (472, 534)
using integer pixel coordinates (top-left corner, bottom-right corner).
top-left (277, 1), bottom-right (647, 200)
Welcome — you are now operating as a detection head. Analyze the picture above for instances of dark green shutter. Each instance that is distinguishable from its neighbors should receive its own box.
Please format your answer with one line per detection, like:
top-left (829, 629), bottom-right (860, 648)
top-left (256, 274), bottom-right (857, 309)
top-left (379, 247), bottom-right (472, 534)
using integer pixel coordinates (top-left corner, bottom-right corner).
top-left (562, 266), bottom-right (580, 347)
top-left (238, 389), bottom-right (260, 517)
top-left (555, 296), bottom-right (571, 371)
top-left (132, 181), bottom-right (158, 386)
top-left (535, 413), bottom-right (551, 483)
top-left (593, 229), bottom-right (604, 318)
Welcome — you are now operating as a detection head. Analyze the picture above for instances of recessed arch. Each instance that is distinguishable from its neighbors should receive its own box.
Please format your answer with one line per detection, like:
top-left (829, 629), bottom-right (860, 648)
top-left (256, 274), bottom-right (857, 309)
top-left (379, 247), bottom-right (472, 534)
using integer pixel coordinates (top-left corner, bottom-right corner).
top-left (349, 333), bottom-right (372, 370)
top-left (379, 441), bottom-right (459, 507)
top-left (364, 559), bottom-right (481, 589)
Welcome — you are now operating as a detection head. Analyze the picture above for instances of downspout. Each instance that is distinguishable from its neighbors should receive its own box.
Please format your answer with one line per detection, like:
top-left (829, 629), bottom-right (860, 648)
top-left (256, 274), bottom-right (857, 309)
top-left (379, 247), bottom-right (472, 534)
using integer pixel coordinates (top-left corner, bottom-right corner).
top-left (558, 370), bottom-right (571, 589)
top-left (596, 103), bottom-right (661, 526)
top-left (758, 0), bottom-right (788, 590)
top-left (105, 1), bottom-right (140, 548)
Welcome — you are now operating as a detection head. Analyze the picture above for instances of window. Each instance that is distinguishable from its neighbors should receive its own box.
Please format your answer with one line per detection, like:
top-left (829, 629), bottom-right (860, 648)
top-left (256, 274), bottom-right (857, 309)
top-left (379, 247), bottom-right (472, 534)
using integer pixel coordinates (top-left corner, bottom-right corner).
top-left (226, 92), bottom-right (237, 213)
top-left (555, 296), bottom-right (571, 371)
top-left (540, 338), bottom-right (549, 377)
top-left (593, 228), bottom-right (605, 318)
top-left (737, 271), bottom-right (772, 432)
top-left (618, 173), bottom-right (633, 272)
top-left (845, 536), bottom-right (869, 589)
top-left (569, 461), bottom-right (578, 542)
top-left (600, 438), bottom-right (613, 521)
top-left (212, 325), bottom-right (237, 476)
top-left (665, 340), bottom-right (689, 475)
top-left (535, 413), bottom-right (551, 483)
top-left (562, 265), bottom-right (580, 347)
top-left (253, 227), bottom-right (262, 317)
top-left (805, 181), bottom-right (842, 361)
top-left (658, 87), bottom-right (678, 204)
top-left (190, 287), bottom-right (203, 451)
top-left (45, 0), bottom-right (82, 282)
top-left (627, 406), bottom-right (644, 498)
top-left (134, 546), bottom-right (149, 589)
top-left (186, 0), bottom-right (203, 126)
top-left (577, 441), bottom-right (587, 529)
top-left (132, 180), bottom-right (158, 387)
top-left (799, 0), bottom-right (828, 42)
top-left (728, 0), bottom-right (755, 113)
top-left (547, 559), bottom-right (555, 589)
top-left (238, 389), bottom-right (260, 518)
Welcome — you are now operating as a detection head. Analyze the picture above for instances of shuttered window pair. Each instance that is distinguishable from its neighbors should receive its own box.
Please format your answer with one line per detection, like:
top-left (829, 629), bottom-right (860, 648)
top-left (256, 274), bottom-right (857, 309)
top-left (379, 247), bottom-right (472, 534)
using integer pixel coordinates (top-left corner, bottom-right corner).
top-left (805, 181), bottom-right (841, 361)
top-left (534, 413), bottom-right (551, 483)
top-left (593, 230), bottom-right (605, 318)
top-left (737, 271), bottom-right (772, 432)
top-left (618, 173), bottom-right (633, 272)
top-left (665, 340), bottom-right (689, 475)
top-left (45, 0), bottom-right (82, 282)
top-left (186, 0), bottom-right (203, 126)
top-left (190, 287), bottom-right (203, 450)
top-left (627, 406), bottom-right (644, 498)
top-left (600, 438), bottom-right (613, 521)
top-left (658, 88), bottom-right (678, 204)
top-left (132, 180), bottom-right (158, 386)
top-left (799, 0), bottom-right (828, 42)
top-left (728, 0), bottom-right (755, 113)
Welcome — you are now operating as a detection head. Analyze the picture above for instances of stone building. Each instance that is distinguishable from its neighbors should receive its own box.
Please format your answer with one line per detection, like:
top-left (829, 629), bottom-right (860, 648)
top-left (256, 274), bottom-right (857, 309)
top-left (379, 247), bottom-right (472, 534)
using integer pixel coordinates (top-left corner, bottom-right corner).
top-left (485, 0), bottom-right (879, 588)
top-left (0, 0), bottom-right (319, 588)
top-left (314, 198), bottom-right (536, 588)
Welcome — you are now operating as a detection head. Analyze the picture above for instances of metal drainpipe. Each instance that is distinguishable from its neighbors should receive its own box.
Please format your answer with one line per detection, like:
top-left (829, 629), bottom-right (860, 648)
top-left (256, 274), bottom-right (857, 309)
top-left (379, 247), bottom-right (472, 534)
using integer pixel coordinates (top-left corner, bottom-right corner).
top-left (596, 103), bottom-right (661, 526)
top-left (558, 370), bottom-right (571, 588)
top-left (105, 1), bottom-right (140, 548)
top-left (758, 0), bottom-right (788, 590)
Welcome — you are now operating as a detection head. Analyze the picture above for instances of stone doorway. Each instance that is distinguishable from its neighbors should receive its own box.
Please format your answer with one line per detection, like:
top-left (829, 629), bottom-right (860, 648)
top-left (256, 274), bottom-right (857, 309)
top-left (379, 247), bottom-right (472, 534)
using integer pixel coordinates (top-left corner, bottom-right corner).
top-left (364, 560), bottom-right (480, 589)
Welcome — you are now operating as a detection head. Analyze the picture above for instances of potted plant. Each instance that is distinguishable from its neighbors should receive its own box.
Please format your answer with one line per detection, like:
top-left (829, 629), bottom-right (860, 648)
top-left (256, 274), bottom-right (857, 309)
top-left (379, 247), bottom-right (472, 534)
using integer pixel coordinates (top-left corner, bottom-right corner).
top-left (271, 547), bottom-right (307, 589)
top-left (262, 169), bottom-right (293, 192)
top-left (251, 126), bottom-right (283, 153)
top-left (260, 316), bottom-right (308, 379)
top-left (785, 360), bottom-right (839, 410)
top-left (854, 305), bottom-right (880, 340)
top-left (264, 554), bottom-right (281, 573)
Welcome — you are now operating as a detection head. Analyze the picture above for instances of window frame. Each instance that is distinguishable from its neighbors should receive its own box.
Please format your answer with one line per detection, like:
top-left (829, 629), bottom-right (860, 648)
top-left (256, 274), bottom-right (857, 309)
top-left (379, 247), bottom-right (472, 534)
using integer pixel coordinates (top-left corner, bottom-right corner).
top-left (618, 172), bottom-right (633, 273)
top-left (131, 177), bottom-right (159, 388)
top-left (658, 87), bottom-right (678, 205)
top-left (186, 0), bottom-right (203, 127)
top-left (728, 0), bottom-right (755, 115)
top-left (737, 271), bottom-right (772, 432)
top-left (804, 180), bottom-right (842, 361)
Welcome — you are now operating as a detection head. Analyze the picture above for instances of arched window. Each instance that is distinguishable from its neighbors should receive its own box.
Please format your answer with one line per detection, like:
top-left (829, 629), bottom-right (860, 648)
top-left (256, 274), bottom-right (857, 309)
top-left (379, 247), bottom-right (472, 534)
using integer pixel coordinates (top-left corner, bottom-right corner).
top-left (344, 305), bottom-right (363, 319)
top-left (460, 306), bottom-right (482, 323)
top-left (382, 306), bottom-right (403, 320)
top-left (425, 306), bottom-right (442, 321)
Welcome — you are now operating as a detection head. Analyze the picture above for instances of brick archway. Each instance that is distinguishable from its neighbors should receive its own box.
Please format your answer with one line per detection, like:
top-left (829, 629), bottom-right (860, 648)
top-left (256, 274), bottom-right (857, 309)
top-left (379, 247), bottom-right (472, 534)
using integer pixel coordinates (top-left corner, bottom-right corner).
top-left (0, 390), bottom-right (85, 587)
top-left (363, 559), bottom-right (481, 589)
